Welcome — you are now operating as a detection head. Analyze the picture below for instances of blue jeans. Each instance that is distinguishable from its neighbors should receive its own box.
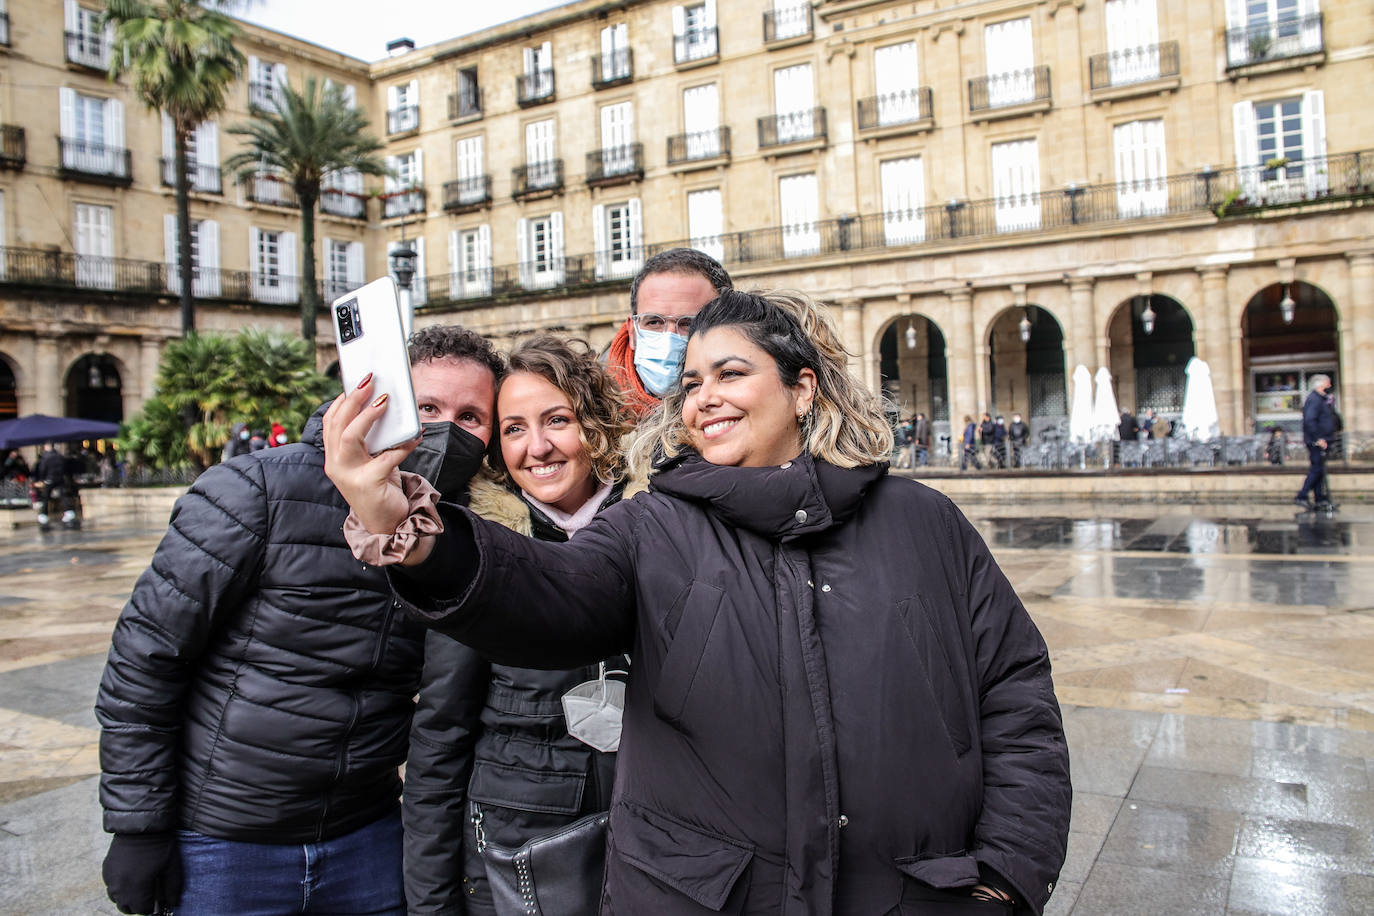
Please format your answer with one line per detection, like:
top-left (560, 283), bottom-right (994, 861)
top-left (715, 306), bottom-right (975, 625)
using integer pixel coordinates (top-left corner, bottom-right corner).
top-left (1298, 445), bottom-right (1328, 503)
top-left (175, 811), bottom-right (405, 916)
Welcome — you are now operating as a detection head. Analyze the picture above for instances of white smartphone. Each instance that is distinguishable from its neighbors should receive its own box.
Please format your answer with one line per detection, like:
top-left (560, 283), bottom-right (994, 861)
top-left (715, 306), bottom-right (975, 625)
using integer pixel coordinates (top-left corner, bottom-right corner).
top-left (332, 276), bottom-right (422, 455)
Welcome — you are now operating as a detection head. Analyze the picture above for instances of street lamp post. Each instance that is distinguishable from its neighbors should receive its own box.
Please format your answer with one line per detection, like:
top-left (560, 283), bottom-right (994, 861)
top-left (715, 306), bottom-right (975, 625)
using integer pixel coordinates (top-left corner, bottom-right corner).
top-left (390, 239), bottom-right (417, 340)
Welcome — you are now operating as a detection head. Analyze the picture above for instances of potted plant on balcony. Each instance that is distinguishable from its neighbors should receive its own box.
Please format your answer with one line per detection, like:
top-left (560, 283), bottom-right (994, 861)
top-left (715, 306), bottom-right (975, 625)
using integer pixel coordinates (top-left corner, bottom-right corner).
top-left (1248, 32), bottom-right (1273, 61)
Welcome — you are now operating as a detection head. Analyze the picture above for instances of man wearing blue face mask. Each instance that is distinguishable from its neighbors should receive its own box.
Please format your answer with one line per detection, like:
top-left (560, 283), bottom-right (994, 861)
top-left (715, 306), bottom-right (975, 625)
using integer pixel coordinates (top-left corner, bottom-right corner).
top-left (95, 326), bottom-right (503, 916)
top-left (606, 248), bottom-right (732, 417)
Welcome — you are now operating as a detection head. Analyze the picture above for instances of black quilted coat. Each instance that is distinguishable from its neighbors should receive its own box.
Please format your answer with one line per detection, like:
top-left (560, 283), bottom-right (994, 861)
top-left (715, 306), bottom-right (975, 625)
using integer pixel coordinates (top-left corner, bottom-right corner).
top-left (394, 452), bottom-right (1071, 915)
top-left (95, 408), bottom-right (426, 842)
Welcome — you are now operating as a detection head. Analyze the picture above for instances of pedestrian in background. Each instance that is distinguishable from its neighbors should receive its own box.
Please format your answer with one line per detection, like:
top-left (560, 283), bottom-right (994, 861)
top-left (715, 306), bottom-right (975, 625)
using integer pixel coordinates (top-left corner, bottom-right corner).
top-left (912, 411), bottom-right (931, 467)
top-left (961, 414), bottom-right (981, 470)
top-left (1008, 413), bottom-right (1030, 467)
top-left (1295, 374), bottom-right (1336, 510)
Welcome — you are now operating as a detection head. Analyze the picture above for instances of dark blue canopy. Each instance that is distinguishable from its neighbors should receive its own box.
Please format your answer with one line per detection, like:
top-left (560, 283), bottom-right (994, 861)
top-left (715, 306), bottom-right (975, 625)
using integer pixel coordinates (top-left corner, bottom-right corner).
top-left (0, 414), bottom-right (121, 449)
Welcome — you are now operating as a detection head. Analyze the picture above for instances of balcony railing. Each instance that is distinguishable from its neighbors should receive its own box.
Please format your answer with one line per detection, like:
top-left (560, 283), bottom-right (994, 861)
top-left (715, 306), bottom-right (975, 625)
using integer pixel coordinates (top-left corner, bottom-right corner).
top-left (0, 126), bottom-right (25, 170)
top-left (517, 69), bottom-right (555, 106)
top-left (0, 12), bottom-right (10, 47)
top-left (242, 174), bottom-right (297, 208)
top-left (674, 27), bottom-right (718, 64)
top-left (448, 88), bottom-right (483, 120)
top-left (758, 108), bottom-right (827, 148)
top-left (857, 88), bottom-right (934, 131)
top-left (382, 188), bottom-right (425, 219)
top-left (969, 65), bottom-right (1051, 112)
top-left (64, 31), bottom-right (109, 69)
top-left (387, 105), bottom-right (419, 135)
top-left (587, 144), bottom-right (644, 186)
top-left (512, 160), bottom-right (564, 198)
top-left (442, 176), bottom-right (492, 212)
top-left (58, 138), bottom-right (132, 185)
top-left (667, 127), bottom-right (731, 164)
top-left (763, 5), bottom-right (812, 43)
top-left (1227, 14), bottom-right (1323, 68)
top-left (248, 79), bottom-right (280, 110)
top-left (159, 158), bottom-right (223, 194)
top-left (320, 189), bottom-right (367, 219)
top-left (593, 49), bottom-right (633, 88)
top-left (1089, 40), bottom-right (1180, 90)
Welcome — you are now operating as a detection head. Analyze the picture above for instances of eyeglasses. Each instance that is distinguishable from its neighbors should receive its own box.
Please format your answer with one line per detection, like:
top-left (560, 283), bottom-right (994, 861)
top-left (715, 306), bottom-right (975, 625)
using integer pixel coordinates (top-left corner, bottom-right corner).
top-left (632, 313), bottom-right (694, 336)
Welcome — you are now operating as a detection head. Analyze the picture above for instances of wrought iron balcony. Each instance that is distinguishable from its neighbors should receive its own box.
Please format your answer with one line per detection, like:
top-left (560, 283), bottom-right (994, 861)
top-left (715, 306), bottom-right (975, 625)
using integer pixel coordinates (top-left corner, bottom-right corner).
top-left (1089, 41), bottom-right (1180, 90)
top-left (58, 138), bottom-right (131, 185)
top-left (0, 126), bottom-right (25, 170)
top-left (667, 127), bottom-right (731, 165)
top-left (242, 174), bottom-right (297, 208)
top-left (320, 189), bottom-right (367, 219)
top-left (857, 88), bottom-right (934, 131)
top-left (516, 69), bottom-right (555, 107)
top-left (382, 188), bottom-right (425, 219)
top-left (512, 160), bottom-right (564, 199)
top-left (448, 88), bottom-right (483, 120)
top-left (587, 144), bottom-right (644, 187)
top-left (1226, 14), bottom-right (1324, 68)
top-left (758, 108), bottom-right (827, 148)
top-left (763, 5), bottom-right (812, 43)
top-left (674, 27), bottom-right (718, 64)
top-left (969, 65), bottom-right (1051, 113)
top-left (387, 105), bottom-right (419, 135)
top-left (159, 158), bottom-right (223, 194)
top-left (64, 31), bottom-right (109, 69)
top-left (592, 49), bottom-right (633, 88)
top-left (443, 176), bottom-right (492, 212)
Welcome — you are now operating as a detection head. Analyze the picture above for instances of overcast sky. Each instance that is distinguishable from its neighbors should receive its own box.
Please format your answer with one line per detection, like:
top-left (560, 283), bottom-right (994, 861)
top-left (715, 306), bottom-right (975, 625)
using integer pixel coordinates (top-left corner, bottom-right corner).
top-left (235, 0), bottom-right (569, 61)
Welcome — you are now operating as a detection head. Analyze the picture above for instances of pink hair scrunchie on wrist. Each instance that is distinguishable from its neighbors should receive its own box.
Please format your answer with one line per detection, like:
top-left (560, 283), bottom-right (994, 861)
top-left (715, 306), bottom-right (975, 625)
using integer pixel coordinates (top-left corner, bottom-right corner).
top-left (342, 471), bottom-right (445, 566)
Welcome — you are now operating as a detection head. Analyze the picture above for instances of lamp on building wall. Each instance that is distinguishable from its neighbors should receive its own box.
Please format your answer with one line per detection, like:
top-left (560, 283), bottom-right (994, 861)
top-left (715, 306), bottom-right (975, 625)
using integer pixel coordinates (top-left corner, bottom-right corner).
top-left (87, 362), bottom-right (103, 388)
top-left (1139, 297), bottom-right (1156, 336)
top-left (1279, 284), bottom-right (1296, 325)
top-left (905, 320), bottom-right (917, 350)
top-left (1018, 310), bottom-right (1032, 344)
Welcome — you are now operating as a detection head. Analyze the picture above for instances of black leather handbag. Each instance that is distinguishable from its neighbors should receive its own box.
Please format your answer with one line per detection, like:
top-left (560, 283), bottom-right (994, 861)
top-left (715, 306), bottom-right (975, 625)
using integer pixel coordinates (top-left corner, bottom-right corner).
top-left (481, 810), bottom-right (609, 916)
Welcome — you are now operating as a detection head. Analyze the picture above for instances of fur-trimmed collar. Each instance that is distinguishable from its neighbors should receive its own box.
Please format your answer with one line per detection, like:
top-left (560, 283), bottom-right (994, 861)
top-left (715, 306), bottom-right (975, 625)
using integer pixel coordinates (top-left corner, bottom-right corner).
top-left (467, 470), bottom-right (649, 539)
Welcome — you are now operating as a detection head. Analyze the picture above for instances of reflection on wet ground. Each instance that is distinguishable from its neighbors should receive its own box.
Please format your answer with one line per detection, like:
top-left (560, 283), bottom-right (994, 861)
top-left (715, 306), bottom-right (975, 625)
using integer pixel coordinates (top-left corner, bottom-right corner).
top-left (978, 512), bottom-right (1372, 555)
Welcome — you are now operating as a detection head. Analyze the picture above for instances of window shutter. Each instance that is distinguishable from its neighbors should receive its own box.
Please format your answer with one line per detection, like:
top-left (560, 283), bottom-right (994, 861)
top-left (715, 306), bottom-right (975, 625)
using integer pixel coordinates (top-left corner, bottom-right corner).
top-left (540, 41), bottom-right (552, 68)
top-left (628, 197), bottom-right (643, 270)
top-left (517, 217), bottom-right (531, 288)
top-left (477, 224), bottom-right (492, 295)
top-left (384, 154), bottom-right (398, 193)
top-left (201, 220), bottom-right (221, 296)
top-left (199, 122), bottom-right (218, 171)
top-left (408, 79), bottom-right (419, 107)
top-left (64, 0), bottom-right (77, 30)
top-left (413, 237), bottom-right (427, 304)
top-left (414, 148), bottom-right (424, 183)
top-left (164, 214), bottom-right (179, 293)
top-left (703, 0), bottom-right (716, 29)
top-left (672, 5), bottom-right (685, 37)
top-left (592, 203), bottom-right (607, 279)
top-left (601, 26), bottom-right (614, 79)
top-left (347, 241), bottom-right (364, 287)
top-left (387, 85), bottom-right (398, 110)
top-left (550, 212), bottom-right (565, 284)
top-left (524, 47), bottom-right (535, 75)
top-left (273, 63), bottom-right (287, 89)
top-left (448, 229), bottom-right (460, 293)
top-left (1302, 90), bottom-right (1327, 195)
top-left (1232, 100), bottom-right (1259, 199)
top-left (108, 99), bottom-right (124, 149)
top-left (1223, 0), bottom-right (1246, 63)
top-left (250, 227), bottom-right (262, 297)
top-left (161, 113), bottom-right (175, 159)
top-left (281, 231), bottom-right (298, 302)
top-left (59, 88), bottom-right (75, 139)
top-left (343, 84), bottom-right (357, 108)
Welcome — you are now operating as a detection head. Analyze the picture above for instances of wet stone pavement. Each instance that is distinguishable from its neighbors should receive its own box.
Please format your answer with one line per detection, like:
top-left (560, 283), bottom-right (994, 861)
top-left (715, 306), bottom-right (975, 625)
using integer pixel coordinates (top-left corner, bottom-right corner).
top-left (0, 500), bottom-right (1372, 914)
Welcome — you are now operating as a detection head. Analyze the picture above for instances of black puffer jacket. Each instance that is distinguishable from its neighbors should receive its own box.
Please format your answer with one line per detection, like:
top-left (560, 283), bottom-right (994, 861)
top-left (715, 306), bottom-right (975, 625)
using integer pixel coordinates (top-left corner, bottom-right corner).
top-left (95, 407), bottom-right (427, 842)
top-left (404, 476), bottom-right (644, 914)
top-left (396, 453), bottom-right (1071, 915)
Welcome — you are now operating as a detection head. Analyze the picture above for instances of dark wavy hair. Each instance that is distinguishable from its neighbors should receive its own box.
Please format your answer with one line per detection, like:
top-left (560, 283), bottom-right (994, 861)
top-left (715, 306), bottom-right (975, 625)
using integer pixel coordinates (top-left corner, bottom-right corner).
top-left (489, 335), bottom-right (634, 486)
top-left (628, 248), bottom-right (733, 314)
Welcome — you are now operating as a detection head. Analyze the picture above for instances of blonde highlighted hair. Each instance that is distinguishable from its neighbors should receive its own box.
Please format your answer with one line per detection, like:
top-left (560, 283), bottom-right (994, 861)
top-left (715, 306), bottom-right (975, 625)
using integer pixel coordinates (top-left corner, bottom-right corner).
top-left (629, 290), bottom-right (894, 474)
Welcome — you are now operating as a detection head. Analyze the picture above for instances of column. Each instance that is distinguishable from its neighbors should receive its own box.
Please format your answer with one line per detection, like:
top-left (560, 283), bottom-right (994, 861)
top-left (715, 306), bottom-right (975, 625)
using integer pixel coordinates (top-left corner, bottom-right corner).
top-left (140, 337), bottom-right (162, 405)
top-left (840, 298), bottom-right (865, 383)
top-left (946, 287), bottom-right (976, 433)
top-left (34, 334), bottom-right (61, 415)
top-left (1347, 251), bottom-right (1374, 432)
top-left (1197, 266), bottom-right (1233, 434)
top-left (1066, 277), bottom-right (1094, 374)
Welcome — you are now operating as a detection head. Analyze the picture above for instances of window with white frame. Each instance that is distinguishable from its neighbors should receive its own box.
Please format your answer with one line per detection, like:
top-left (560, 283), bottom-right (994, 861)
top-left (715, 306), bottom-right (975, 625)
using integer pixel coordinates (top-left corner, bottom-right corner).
top-left (523, 42), bottom-right (554, 99)
top-left (388, 80), bottom-right (419, 134)
top-left (248, 56), bottom-right (286, 111)
top-left (456, 68), bottom-right (481, 117)
top-left (161, 115), bottom-right (220, 191)
top-left (773, 63), bottom-right (815, 142)
top-left (881, 157), bottom-right (926, 245)
top-left (770, 0), bottom-right (810, 41)
top-left (1233, 91), bottom-right (1327, 201)
top-left (525, 119), bottom-right (557, 189)
top-left (251, 227), bottom-right (298, 303)
top-left (74, 203), bottom-right (113, 289)
top-left (449, 226), bottom-right (492, 298)
top-left (600, 102), bottom-right (635, 175)
top-left (324, 238), bottom-right (363, 300)
top-left (1225, 0), bottom-right (1320, 65)
top-left (164, 215), bottom-right (221, 297)
top-left (322, 167), bottom-right (365, 217)
top-left (456, 136), bottom-right (485, 203)
top-left (1113, 119), bottom-right (1167, 218)
top-left (991, 138), bottom-right (1041, 232)
top-left (673, 1), bottom-right (718, 62)
top-left (874, 41), bottom-right (921, 126)
top-left (600, 24), bottom-right (630, 82)
top-left (687, 188), bottom-right (724, 262)
top-left (1105, 0), bottom-right (1161, 85)
top-left (593, 199), bottom-right (642, 279)
top-left (683, 84), bottom-right (721, 158)
top-left (59, 89), bottom-right (125, 176)
top-left (384, 150), bottom-right (424, 217)
top-left (779, 173), bottom-right (819, 257)
top-left (64, 1), bottom-right (110, 69)
top-left (983, 18), bottom-right (1035, 107)
top-left (388, 237), bottom-right (427, 304)
top-left (517, 213), bottom-right (564, 289)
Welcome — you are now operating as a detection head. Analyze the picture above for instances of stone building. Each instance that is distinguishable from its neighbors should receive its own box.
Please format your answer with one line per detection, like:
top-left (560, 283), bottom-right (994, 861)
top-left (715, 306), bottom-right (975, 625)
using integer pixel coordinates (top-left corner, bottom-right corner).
top-left (0, 0), bottom-right (1370, 443)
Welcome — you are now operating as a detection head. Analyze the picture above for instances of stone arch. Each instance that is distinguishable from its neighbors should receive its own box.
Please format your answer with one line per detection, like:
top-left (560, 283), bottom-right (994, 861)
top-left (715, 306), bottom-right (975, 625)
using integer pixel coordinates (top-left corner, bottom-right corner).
top-left (64, 351), bottom-right (130, 423)
top-left (983, 304), bottom-right (1066, 438)
top-left (877, 313), bottom-right (949, 429)
top-left (1241, 279), bottom-right (1339, 434)
top-left (0, 351), bottom-right (19, 420)
top-left (1105, 294), bottom-right (1196, 420)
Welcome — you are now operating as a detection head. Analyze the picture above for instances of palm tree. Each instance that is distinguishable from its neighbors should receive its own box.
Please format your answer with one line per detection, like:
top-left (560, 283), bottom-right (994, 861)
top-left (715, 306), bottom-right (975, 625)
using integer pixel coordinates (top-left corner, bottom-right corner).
top-left (103, 0), bottom-right (244, 337)
top-left (227, 78), bottom-right (388, 342)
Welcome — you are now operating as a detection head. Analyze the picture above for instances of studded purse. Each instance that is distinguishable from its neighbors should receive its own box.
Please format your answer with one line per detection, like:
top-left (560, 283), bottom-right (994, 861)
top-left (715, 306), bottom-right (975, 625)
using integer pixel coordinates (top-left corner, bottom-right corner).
top-left (478, 809), bottom-right (610, 916)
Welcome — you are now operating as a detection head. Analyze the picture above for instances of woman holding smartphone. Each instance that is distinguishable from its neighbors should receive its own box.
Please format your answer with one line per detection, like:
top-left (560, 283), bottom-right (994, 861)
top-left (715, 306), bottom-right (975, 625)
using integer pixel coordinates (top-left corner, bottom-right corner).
top-left (328, 292), bottom-right (1070, 915)
top-left (403, 335), bottom-right (640, 915)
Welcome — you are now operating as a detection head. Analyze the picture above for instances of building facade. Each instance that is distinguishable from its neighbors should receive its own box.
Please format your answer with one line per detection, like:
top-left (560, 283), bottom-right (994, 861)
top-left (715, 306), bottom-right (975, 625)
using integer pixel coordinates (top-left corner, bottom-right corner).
top-left (0, 0), bottom-right (1370, 441)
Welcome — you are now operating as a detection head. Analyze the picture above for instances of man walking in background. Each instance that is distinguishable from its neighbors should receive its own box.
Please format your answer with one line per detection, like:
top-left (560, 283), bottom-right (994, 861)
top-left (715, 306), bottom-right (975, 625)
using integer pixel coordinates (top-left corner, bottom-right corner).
top-left (1295, 374), bottom-right (1337, 511)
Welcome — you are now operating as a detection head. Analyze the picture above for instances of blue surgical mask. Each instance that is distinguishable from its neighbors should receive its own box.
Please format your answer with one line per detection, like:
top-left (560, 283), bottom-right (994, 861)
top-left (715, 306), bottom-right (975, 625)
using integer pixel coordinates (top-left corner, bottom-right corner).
top-left (632, 328), bottom-right (688, 398)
